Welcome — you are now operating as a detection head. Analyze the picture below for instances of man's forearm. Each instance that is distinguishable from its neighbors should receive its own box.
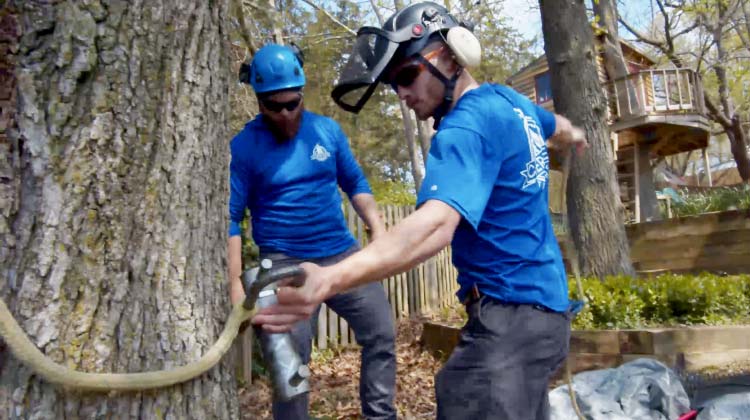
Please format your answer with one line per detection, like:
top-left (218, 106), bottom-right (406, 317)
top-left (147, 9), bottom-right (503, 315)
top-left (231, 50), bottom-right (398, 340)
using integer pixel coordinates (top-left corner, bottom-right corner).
top-left (228, 235), bottom-right (245, 304)
top-left (351, 193), bottom-right (385, 235)
top-left (327, 200), bottom-right (459, 296)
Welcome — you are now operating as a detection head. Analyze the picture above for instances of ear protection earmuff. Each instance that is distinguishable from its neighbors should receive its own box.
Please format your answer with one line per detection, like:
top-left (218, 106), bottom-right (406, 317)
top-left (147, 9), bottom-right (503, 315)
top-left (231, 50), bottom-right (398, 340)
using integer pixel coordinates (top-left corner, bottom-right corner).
top-left (444, 25), bottom-right (481, 68)
top-left (289, 42), bottom-right (305, 68)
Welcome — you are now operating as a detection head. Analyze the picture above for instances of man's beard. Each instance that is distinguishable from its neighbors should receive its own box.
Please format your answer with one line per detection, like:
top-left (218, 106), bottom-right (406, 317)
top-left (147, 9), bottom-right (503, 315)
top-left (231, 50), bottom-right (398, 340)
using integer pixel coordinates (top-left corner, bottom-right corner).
top-left (265, 111), bottom-right (303, 142)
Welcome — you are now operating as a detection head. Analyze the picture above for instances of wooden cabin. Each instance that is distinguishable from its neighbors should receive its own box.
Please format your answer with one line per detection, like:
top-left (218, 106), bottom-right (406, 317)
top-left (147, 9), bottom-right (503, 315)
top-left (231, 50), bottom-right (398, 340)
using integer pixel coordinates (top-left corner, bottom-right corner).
top-left (507, 37), bottom-right (711, 223)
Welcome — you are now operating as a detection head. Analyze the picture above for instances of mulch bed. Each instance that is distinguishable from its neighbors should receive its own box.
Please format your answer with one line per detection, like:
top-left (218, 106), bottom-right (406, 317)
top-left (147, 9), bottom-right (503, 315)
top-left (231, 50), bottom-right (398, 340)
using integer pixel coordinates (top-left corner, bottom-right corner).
top-left (240, 317), bottom-right (444, 419)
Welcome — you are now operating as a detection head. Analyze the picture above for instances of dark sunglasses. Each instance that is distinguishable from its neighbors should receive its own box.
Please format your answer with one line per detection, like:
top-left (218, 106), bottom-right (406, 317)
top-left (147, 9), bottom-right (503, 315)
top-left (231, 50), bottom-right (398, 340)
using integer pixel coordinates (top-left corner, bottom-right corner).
top-left (261, 95), bottom-right (302, 113)
top-left (387, 47), bottom-right (444, 91)
top-left (389, 64), bottom-right (425, 90)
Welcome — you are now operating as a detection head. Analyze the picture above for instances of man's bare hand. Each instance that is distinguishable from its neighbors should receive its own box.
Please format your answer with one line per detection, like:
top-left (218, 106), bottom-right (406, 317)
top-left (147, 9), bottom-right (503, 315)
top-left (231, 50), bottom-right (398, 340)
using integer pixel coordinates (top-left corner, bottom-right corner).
top-left (251, 262), bottom-right (333, 333)
top-left (229, 276), bottom-right (245, 306)
top-left (549, 114), bottom-right (588, 155)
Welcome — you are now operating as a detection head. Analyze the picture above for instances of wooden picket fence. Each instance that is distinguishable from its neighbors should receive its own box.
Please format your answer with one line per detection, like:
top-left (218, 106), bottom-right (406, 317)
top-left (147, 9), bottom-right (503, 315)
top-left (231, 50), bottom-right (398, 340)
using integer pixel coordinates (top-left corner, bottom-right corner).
top-left (315, 203), bottom-right (459, 349)
top-left (234, 203), bottom-right (459, 384)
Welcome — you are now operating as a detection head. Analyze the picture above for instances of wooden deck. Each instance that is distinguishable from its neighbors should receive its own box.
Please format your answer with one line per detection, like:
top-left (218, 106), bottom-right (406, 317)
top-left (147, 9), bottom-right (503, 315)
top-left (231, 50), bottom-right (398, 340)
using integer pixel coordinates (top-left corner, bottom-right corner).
top-left (606, 68), bottom-right (710, 155)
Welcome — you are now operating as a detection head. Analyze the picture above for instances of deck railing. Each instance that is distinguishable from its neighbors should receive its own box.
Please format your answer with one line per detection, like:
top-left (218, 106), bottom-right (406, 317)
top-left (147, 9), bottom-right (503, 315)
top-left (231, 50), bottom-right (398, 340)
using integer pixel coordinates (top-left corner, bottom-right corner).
top-left (604, 68), bottom-right (706, 122)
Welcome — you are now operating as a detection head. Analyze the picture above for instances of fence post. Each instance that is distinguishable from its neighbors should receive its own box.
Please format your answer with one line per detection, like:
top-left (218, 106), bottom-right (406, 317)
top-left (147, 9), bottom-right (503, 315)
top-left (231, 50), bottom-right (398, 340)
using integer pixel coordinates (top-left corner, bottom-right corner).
top-left (234, 327), bottom-right (253, 386)
top-left (317, 303), bottom-right (328, 349)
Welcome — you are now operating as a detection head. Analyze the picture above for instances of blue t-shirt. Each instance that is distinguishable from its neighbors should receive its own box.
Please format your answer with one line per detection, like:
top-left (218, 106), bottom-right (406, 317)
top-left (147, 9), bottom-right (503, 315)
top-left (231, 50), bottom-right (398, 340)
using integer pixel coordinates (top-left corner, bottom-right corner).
top-left (228, 110), bottom-right (371, 258)
top-left (416, 83), bottom-right (569, 312)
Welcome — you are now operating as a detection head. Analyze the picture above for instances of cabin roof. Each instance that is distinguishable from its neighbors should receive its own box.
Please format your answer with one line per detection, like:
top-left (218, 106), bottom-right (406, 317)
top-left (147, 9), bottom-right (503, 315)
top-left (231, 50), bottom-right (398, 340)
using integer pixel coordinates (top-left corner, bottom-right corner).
top-left (505, 37), bottom-right (656, 85)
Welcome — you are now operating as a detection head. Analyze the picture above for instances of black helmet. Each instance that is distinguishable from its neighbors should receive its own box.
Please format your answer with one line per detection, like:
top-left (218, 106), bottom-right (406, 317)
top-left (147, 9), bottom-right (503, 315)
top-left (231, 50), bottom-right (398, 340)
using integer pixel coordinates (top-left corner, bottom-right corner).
top-left (331, 2), bottom-right (463, 114)
top-left (385, 2), bottom-right (461, 61)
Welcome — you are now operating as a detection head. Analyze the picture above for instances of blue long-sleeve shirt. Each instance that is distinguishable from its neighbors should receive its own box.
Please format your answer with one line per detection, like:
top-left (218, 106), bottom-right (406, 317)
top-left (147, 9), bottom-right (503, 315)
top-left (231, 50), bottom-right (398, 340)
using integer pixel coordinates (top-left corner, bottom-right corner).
top-left (228, 110), bottom-right (371, 258)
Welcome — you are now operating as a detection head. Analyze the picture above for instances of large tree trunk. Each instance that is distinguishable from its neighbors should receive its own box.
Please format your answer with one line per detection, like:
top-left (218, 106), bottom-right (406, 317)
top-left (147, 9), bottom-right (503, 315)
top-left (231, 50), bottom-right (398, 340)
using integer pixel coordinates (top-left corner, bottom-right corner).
top-left (0, 1), bottom-right (239, 418)
top-left (539, 0), bottom-right (635, 277)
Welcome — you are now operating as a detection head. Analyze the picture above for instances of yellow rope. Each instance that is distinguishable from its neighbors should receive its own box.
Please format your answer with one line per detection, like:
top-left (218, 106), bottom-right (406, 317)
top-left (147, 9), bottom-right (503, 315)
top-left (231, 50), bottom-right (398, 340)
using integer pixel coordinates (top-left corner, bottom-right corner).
top-left (561, 150), bottom-right (586, 420)
top-left (0, 299), bottom-right (255, 392)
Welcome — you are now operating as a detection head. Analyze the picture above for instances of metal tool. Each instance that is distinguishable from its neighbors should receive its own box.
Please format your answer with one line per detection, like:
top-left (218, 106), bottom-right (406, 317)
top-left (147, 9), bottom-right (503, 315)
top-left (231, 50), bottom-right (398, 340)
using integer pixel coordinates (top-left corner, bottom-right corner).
top-left (242, 259), bottom-right (310, 402)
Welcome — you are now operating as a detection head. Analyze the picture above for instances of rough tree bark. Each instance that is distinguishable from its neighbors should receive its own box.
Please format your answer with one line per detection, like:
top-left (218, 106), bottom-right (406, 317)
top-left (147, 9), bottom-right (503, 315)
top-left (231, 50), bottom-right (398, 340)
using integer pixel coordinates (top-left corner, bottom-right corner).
top-left (539, 0), bottom-right (635, 277)
top-left (0, 1), bottom-right (238, 418)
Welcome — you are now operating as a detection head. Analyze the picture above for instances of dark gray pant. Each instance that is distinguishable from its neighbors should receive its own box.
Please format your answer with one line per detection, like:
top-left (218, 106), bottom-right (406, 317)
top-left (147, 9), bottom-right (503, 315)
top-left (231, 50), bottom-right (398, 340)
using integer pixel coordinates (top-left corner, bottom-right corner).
top-left (435, 295), bottom-right (571, 420)
top-left (260, 246), bottom-right (397, 420)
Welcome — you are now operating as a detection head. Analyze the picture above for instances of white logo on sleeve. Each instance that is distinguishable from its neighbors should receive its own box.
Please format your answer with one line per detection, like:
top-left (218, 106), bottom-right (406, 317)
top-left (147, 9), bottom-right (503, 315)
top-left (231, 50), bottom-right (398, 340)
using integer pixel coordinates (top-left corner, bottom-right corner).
top-left (310, 143), bottom-right (331, 162)
top-left (515, 107), bottom-right (549, 190)
top-left (430, 185), bottom-right (438, 191)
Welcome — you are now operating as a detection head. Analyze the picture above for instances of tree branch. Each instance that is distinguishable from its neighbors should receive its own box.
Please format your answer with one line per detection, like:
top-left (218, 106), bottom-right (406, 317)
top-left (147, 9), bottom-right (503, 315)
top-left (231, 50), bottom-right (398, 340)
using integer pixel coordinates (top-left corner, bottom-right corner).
top-left (705, 95), bottom-right (733, 128)
top-left (672, 19), bottom-right (701, 38)
top-left (310, 35), bottom-right (352, 45)
top-left (619, 16), bottom-right (663, 47)
top-left (300, 0), bottom-right (357, 35)
top-left (232, 0), bottom-right (258, 56)
top-left (369, 0), bottom-right (386, 25)
top-left (656, 0), bottom-right (673, 49)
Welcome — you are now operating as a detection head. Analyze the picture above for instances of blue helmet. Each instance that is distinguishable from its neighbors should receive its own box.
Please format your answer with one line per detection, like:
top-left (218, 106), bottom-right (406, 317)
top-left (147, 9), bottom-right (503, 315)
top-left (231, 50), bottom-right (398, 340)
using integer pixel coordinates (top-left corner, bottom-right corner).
top-left (240, 44), bottom-right (305, 94)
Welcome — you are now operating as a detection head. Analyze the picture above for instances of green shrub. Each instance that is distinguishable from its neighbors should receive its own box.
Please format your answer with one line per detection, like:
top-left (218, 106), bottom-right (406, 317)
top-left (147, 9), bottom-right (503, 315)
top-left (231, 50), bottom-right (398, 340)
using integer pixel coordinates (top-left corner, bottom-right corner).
top-left (569, 273), bottom-right (750, 329)
top-left (670, 185), bottom-right (750, 217)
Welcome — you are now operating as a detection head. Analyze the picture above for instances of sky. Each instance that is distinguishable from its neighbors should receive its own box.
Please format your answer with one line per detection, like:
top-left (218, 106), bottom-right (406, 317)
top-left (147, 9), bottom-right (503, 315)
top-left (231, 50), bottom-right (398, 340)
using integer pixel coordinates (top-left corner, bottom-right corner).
top-left (500, 0), bottom-right (658, 54)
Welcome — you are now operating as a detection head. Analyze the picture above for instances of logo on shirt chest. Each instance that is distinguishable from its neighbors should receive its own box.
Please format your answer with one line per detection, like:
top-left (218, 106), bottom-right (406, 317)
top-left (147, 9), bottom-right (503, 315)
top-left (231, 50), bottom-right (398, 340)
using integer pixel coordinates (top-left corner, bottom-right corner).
top-left (514, 107), bottom-right (549, 190)
top-left (310, 143), bottom-right (331, 162)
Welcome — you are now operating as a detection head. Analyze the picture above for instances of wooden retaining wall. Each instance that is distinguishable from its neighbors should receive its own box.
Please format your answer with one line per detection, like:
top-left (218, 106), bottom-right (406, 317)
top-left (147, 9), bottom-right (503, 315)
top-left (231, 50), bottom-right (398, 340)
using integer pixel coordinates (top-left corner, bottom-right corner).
top-left (421, 322), bottom-right (750, 380)
top-left (558, 210), bottom-right (750, 275)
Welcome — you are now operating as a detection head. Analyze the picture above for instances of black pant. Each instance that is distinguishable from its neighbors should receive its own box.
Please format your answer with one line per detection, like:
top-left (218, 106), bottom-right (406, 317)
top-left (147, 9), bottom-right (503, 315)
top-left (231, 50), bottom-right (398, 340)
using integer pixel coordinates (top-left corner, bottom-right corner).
top-left (261, 246), bottom-right (398, 420)
top-left (435, 295), bottom-right (571, 420)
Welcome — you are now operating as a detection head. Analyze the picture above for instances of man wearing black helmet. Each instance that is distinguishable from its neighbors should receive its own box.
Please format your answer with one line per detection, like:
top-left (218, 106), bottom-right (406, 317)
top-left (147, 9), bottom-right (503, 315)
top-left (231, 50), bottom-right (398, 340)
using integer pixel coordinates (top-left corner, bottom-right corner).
top-left (230, 44), bottom-right (397, 420)
top-left (253, 3), bottom-right (588, 419)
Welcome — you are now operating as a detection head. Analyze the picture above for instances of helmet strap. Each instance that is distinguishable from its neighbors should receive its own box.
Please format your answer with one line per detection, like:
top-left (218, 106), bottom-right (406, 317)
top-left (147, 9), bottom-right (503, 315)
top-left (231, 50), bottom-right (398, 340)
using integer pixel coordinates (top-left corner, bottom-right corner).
top-left (415, 54), bottom-right (463, 129)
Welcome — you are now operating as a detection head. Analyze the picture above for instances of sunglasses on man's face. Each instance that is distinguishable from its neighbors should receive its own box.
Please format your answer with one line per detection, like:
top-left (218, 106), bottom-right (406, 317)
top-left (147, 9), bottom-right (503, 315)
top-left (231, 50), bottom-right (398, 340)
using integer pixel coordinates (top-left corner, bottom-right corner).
top-left (389, 63), bottom-right (425, 91)
top-left (261, 95), bottom-right (302, 113)
top-left (387, 47), bottom-right (445, 91)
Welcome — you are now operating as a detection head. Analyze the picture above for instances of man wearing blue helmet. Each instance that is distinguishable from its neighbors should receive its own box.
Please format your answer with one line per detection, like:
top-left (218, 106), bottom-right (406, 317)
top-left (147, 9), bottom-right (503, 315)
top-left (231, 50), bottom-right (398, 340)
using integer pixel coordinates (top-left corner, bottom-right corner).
top-left (253, 3), bottom-right (589, 419)
top-left (228, 44), bottom-right (397, 420)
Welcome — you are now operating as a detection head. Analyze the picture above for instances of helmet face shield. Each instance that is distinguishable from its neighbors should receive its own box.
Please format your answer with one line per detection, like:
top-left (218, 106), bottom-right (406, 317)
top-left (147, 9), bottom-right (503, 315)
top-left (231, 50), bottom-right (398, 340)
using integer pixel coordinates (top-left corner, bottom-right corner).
top-left (332, 25), bottom-right (421, 113)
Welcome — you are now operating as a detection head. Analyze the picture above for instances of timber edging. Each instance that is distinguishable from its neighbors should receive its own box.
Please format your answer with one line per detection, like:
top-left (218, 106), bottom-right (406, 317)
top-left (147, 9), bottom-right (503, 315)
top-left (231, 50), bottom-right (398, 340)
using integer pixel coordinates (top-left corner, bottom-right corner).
top-left (421, 321), bottom-right (750, 379)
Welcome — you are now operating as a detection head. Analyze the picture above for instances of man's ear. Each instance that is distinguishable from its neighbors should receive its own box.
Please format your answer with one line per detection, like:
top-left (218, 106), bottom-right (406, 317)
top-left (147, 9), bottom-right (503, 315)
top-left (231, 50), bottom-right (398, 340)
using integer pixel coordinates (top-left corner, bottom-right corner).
top-left (437, 46), bottom-right (460, 73)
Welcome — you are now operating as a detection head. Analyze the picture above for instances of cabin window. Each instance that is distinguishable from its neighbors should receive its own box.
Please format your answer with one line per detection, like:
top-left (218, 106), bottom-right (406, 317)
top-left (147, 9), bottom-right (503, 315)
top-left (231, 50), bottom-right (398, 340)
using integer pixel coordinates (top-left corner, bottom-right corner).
top-left (535, 72), bottom-right (553, 104)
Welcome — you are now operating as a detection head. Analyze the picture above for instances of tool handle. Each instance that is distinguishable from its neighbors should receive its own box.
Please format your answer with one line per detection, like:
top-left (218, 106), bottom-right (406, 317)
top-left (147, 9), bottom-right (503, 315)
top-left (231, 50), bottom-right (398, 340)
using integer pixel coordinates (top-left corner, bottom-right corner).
top-left (242, 263), bottom-right (305, 310)
top-left (259, 265), bottom-right (305, 288)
